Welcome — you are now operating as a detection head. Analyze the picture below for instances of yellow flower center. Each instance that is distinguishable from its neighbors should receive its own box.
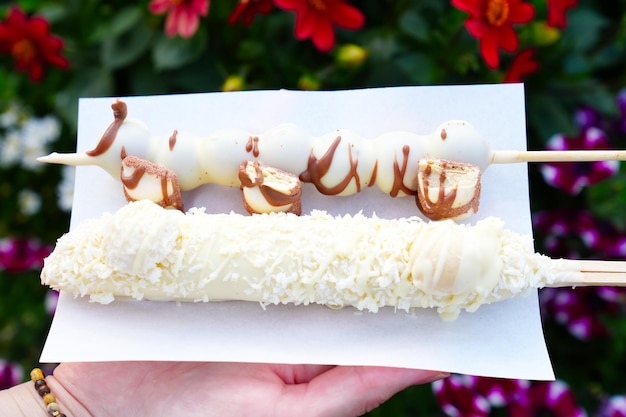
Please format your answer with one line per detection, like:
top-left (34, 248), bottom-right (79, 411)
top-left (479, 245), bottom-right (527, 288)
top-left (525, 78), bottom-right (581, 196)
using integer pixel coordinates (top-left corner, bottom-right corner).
top-left (485, 0), bottom-right (510, 26)
top-left (11, 39), bottom-right (36, 64)
top-left (307, 0), bottom-right (328, 11)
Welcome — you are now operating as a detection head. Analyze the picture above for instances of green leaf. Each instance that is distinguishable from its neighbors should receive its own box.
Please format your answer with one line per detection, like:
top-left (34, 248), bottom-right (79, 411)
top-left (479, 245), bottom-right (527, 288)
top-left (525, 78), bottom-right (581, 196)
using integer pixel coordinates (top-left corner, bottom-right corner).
top-left (152, 30), bottom-right (208, 71)
top-left (399, 10), bottom-right (430, 43)
top-left (396, 52), bottom-right (437, 84)
top-left (563, 53), bottom-right (592, 75)
top-left (107, 6), bottom-right (143, 37)
top-left (54, 68), bottom-right (114, 129)
top-left (561, 8), bottom-right (609, 52)
top-left (526, 93), bottom-right (577, 144)
top-left (587, 171), bottom-right (626, 230)
top-left (100, 22), bottom-right (153, 70)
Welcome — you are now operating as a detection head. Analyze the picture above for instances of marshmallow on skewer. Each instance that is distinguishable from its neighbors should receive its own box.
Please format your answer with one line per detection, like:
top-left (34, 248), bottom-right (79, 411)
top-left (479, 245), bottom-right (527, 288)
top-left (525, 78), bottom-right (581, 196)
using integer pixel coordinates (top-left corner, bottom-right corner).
top-left (37, 100), bottom-right (626, 221)
top-left (36, 101), bottom-right (492, 220)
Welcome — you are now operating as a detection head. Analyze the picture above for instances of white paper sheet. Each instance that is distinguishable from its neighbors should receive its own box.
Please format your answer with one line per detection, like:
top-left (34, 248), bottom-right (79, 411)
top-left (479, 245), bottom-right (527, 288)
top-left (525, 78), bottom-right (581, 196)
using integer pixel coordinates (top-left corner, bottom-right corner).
top-left (40, 84), bottom-right (555, 380)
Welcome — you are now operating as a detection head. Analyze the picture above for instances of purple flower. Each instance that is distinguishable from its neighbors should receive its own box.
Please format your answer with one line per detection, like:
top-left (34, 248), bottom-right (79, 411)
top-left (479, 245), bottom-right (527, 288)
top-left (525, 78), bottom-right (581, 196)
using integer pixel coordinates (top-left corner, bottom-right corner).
top-left (540, 127), bottom-right (619, 195)
top-left (598, 395), bottom-right (626, 417)
top-left (540, 287), bottom-right (612, 340)
top-left (433, 375), bottom-right (491, 417)
top-left (575, 107), bottom-right (602, 130)
top-left (0, 360), bottom-right (23, 390)
top-left (45, 290), bottom-right (59, 315)
top-left (433, 375), bottom-right (586, 417)
top-left (574, 88), bottom-right (626, 136)
top-left (616, 88), bottom-right (626, 135)
top-left (533, 209), bottom-right (592, 258)
top-left (508, 380), bottom-right (587, 417)
top-left (433, 375), bottom-right (528, 416)
top-left (0, 236), bottom-right (51, 272)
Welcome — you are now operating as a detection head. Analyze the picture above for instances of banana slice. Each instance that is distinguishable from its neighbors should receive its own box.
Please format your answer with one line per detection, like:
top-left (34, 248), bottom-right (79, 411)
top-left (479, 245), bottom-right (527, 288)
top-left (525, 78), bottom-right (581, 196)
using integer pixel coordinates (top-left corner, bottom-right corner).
top-left (120, 155), bottom-right (184, 211)
top-left (416, 158), bottom-right (481, 221)
top-left (239, 160), bottom-right (302, 215)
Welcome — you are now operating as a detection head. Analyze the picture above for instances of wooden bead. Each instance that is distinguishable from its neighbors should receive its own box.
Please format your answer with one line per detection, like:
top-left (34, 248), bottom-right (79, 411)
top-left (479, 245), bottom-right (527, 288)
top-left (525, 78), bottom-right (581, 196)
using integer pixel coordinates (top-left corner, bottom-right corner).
top-left (30, 368), bottom-right (44, 382)
top-left (32, 368), bottom-right (65, 417)
top-left (37, 383), bottom-right (51, 397)
top-left (43, 392), bottom-right (57, 405)
top-left (46, 401), bottom-right (60, 415)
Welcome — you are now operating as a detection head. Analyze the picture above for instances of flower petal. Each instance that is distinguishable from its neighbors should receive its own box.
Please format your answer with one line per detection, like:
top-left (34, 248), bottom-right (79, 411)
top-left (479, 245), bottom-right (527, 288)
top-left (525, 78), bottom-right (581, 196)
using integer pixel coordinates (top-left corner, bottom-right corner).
top-left (149, 0), bottom-right (172, 14)
top-left (329, 3), bottom-right (365, 30)
top-left (452, 0), bottom-right (486, 16)
top-left (311, 17), bottom-right (335, 52)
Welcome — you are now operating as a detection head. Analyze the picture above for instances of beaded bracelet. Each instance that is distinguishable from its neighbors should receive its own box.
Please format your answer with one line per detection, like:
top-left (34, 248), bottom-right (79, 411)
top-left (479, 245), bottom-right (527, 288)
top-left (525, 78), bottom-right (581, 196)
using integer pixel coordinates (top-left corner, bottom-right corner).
top-left (30, 368), bottom-right (67, 417)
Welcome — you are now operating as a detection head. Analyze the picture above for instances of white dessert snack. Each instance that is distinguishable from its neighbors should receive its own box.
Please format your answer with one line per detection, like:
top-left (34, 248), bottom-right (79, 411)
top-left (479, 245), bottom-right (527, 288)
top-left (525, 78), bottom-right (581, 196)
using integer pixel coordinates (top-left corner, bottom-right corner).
top-left (238, 160), bottom-right (302, 215)
top-left (40, 200), bottom-right (581, 320)
top-left (121, 155), bottom-right (184, 211)
top-left (36, 100), bottom-right (626, 221)
top-left (37, 100), bottom-right (490, 220)
top-left (416, 158), bottom-right (481, 221)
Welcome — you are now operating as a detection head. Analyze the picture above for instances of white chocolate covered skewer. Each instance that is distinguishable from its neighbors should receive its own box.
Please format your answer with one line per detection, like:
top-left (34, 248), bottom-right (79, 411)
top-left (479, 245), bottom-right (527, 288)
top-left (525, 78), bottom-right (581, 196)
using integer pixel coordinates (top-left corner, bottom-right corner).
top-left (41, 200), bottom-right (625, 321)
top-left (37, 100), bottom-right (626, 220)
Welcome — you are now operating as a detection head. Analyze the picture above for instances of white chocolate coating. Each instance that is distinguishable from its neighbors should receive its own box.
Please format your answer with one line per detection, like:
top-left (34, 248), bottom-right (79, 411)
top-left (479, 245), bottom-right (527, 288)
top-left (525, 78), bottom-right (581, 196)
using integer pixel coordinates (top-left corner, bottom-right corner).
top-left (37, 101), bottom-right (492, 216)
top-left (41, 200), bottom-right (580, 320)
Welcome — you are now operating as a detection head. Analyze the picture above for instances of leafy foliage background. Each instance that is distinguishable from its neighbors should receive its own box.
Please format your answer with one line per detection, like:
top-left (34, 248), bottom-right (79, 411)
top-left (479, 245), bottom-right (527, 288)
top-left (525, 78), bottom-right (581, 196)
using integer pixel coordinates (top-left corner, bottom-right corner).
top-left (1, 0), bottom-right (626, 415)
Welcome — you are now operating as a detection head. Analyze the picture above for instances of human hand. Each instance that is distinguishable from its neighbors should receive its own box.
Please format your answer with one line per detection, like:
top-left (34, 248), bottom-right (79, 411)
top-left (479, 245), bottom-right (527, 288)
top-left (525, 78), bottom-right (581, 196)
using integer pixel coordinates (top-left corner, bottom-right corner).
top-left (47, 362), bottom-right (447, 417)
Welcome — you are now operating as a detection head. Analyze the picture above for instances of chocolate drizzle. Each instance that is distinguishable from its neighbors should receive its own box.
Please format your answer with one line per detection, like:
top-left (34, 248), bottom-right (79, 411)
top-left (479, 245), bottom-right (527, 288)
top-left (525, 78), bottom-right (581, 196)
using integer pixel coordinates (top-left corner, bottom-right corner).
top-left (87, 100), bottom-right (127, 157)
top-left (245, 136), bottom-right (260, 157)
top-left (239, 161), bottom-right (301, 207)
top-left (169, 130), bottom-right (178, 151)
top-left (120, 156), bottom-right (183, 211)
top-left (416, 160), bottom-right (479, 221)
top-left (299, 136), bottom-right (360, 195)
top-left (421, 162), bottom-right (457, 214)
top-left (389, 145), bottom-right (415, 197)
top-left (368, 160), bottom-right (378, 187)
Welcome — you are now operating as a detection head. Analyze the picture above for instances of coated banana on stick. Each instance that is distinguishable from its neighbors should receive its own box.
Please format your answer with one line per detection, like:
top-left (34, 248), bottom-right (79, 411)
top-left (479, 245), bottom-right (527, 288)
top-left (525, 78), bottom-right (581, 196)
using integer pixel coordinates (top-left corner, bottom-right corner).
top-left (41, 200), bottom-right (581, 320)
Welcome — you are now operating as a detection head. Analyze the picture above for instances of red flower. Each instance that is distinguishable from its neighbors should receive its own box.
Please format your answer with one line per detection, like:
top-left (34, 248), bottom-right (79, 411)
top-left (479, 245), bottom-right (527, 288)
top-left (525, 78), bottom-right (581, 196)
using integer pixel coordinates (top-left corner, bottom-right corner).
top-left (274, 0), bottom-right (364, 52)
top-left (149, 0), bottom-right (210, 38)
top-left (452, 0), bottom-right (535, 69)
top-left (547, 0), bottom-right (577, 29)
top-left (503, 48), bottom-right (539, 82)
top-left (228, 0), bottom-right (274, 26)
top-left (0, 7), bottom-right (69, 82)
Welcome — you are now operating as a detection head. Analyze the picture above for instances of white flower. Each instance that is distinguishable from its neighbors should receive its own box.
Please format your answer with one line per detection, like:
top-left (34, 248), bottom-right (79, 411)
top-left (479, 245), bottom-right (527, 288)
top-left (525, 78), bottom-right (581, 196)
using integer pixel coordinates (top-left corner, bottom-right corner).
top-left (20, 115), bottom-right (62, 170)
top-left (57, 165), bottom-right (75, 211)
top-left (0, 130), bottom-right (22, 167)
top-left (0, 104), bottom-right (22, 129)
top-left (18, 189), bottom-right (42, 216)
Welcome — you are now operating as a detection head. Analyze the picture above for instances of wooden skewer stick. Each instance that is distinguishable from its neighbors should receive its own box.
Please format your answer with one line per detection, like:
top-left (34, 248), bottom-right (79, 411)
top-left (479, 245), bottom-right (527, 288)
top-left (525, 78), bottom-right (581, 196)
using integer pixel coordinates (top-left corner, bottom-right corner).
top-left (491, 150), bottom-right (626, 164)
top-left (545, 259), bottom-right (626, 287)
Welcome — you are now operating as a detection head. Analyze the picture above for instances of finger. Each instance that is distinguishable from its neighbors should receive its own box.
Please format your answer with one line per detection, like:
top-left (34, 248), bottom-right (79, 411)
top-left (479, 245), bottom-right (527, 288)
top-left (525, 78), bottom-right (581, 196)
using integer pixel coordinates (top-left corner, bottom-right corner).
top-left (303, 366), bottom-right (448, 417)
top-left (270, 364), bottom-right (336, 384)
